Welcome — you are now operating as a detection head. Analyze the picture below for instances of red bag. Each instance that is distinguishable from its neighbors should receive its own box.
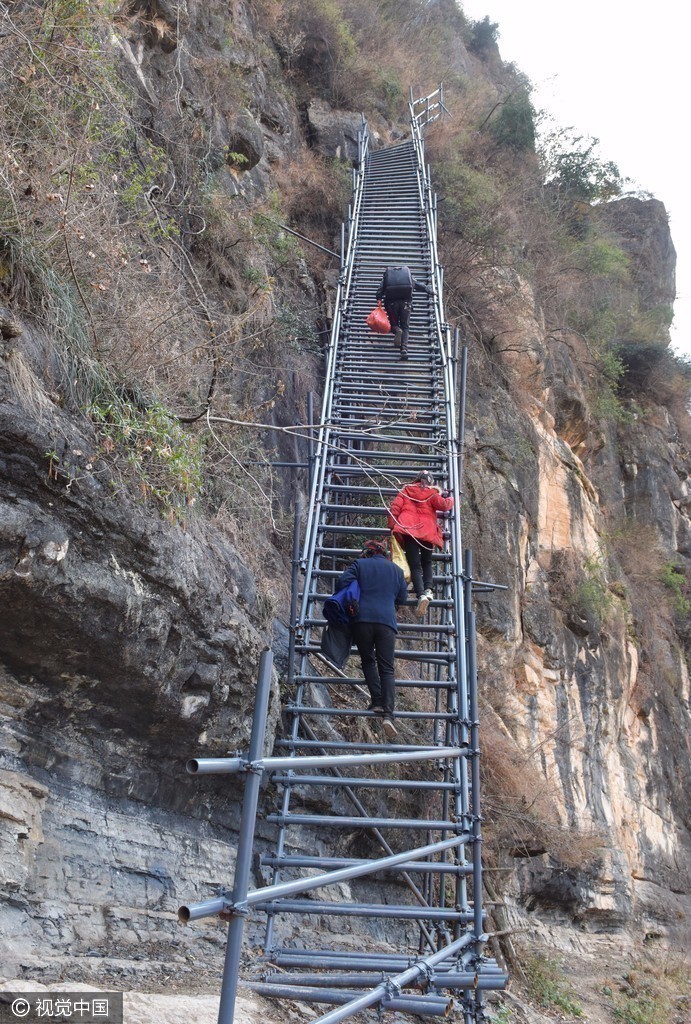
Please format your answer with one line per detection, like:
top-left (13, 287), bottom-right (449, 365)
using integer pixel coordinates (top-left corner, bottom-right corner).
top-left (366, 301), bottom-right (391, 334)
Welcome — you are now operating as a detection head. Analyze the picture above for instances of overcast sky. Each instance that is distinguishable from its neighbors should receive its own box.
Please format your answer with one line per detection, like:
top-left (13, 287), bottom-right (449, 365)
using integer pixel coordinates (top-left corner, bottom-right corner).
top-left (458, 0), bottom-right (689, 356)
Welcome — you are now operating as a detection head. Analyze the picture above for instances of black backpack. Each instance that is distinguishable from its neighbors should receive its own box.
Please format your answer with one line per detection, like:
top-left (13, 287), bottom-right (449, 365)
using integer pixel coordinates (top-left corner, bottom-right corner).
top-left (384, 266), bottom-right (413, 301)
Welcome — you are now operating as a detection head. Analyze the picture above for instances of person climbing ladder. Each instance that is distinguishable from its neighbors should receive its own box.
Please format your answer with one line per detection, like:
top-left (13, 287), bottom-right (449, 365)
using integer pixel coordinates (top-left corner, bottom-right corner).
top-left (388, 470), bottom-right (454, 615)
top-left (375, 265), bottom-right (433, 360)
top-left (333, 539), bottom-right (408, 738)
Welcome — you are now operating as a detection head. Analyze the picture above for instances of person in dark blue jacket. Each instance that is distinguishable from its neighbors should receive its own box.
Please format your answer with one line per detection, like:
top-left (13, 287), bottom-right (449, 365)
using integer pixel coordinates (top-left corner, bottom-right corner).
top-left (335, 538), bottom-right (408, 738)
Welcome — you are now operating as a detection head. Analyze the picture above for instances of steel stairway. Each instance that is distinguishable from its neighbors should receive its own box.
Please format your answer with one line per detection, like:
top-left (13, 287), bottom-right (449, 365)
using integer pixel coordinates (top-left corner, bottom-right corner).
top-left (180, 89), bottom-right (508, 1024)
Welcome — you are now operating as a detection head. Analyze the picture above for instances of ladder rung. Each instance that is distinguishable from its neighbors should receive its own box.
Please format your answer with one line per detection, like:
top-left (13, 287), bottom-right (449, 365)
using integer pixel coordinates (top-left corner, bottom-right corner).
top-left (282, 706), bottom-right (457, 721)
top-left (275, 738), bottom-right (466, 753)
top-left (271, 775), bottom-right (457, 791)
top-left (254, 899), bottom-right (474, 921)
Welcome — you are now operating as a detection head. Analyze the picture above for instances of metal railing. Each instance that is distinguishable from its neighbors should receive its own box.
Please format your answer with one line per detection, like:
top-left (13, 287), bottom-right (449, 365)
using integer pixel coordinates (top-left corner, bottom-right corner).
top-left (180, 86), bottom-right (507, 1024)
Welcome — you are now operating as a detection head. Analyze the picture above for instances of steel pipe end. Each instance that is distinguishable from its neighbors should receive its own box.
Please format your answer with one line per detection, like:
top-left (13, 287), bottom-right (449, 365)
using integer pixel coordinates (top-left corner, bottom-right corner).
top-left (178, 905), bottom-right (192, 924)
top-left (186, 759), bottom-right (200, 774)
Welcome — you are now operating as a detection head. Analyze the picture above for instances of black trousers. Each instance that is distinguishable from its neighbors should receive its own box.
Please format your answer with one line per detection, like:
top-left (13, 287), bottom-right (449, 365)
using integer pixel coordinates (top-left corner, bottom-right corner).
top-left (351, 621), bottom-right (396, 715)
top-left (403, 535), bottom-right (434, 598)
top-left (384, 299), bottom-right (412, 348)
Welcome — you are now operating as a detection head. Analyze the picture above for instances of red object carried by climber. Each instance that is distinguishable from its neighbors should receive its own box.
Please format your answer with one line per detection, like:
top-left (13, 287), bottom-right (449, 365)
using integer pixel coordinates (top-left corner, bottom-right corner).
top-left (366, 301), bottom-right (391, 334)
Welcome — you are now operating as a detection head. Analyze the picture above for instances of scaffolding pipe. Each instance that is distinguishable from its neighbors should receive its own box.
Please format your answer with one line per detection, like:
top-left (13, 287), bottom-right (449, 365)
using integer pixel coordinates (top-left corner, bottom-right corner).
top-left (216, 648), bottom-right (273, 1024)
top-left (239, 835), bottom-right (466, 909)
top-left (307, 934), bottom-right (473, 1024)
top-left (249, 985), bottom-right (451, 1016)
top-left (187, 745), bottom-right (464, 775)
top-left (251, 901), bottom-right (477, 922)
top-left (286, 500), bottom-right (302, 692)
top-left (261, 855), bottom-right (473, 875)
top-left (307, 393), bottom-right (315, 492)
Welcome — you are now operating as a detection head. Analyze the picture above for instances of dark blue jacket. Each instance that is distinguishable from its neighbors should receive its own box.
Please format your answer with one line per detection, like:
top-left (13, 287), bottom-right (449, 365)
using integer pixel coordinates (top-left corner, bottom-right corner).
top-left (335, 555), bottom-right (408, 632)
top-left (323, 578), bottom-right (360, 626)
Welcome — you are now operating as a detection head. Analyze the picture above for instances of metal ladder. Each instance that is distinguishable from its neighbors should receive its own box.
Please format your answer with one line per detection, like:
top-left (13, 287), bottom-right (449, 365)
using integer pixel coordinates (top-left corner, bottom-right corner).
top-left (180, 88), bottom-right (507, 1024)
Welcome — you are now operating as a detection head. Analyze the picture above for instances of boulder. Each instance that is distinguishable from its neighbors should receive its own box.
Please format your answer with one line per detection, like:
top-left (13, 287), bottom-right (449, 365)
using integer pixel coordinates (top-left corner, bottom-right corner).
top-left (306, 99), bottom-right (363, 162)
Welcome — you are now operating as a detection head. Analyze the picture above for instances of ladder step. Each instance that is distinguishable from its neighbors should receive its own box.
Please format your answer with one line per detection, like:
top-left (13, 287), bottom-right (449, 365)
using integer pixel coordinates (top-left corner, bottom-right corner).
top-left (275, 738), bottom-right (466, 753)
top-left (304, 619), bottom-right (455, 635)
top-left (295, 645), bottom-right (455, 663)
top-left (282, 706), bottom-right (457, 721)
top-left (271, 775), bottom-right (458, 791)
top-left (267, 812), bottom-right (464, 829)
top-left (294, 675), bottom-right (454, 688)
top-left (254, 899), bottom-right (474, 921)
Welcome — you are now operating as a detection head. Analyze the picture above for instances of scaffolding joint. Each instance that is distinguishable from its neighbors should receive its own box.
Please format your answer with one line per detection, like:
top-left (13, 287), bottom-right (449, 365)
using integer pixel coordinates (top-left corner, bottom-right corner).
top-left (384, 978), bottom-right (402, 999)
top-left (219, 899), bottom-right (249, 921)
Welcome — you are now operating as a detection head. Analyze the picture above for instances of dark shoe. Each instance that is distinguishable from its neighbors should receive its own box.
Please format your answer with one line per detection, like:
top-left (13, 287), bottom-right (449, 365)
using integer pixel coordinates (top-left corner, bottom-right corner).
top-left (382, 716), bottom-right (398, 739)
top-left (367, 703), bottom-right (385, 715)
top-left (394, 326), bottom-right (403, 348)
top-left (400, 347), bottom-right (408, 361)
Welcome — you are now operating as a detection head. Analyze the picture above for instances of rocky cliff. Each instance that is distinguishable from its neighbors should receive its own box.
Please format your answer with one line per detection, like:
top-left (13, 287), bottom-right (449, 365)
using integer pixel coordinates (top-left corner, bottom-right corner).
top-left (1, 0), bottom-right (689, 1007)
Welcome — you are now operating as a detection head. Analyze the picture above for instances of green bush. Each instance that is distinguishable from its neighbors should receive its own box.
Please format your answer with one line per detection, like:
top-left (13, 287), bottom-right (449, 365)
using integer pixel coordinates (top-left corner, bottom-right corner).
top-left (489, 90), bottom-right (536, 152)
top-left (87, 394), bottom-right (204, 522)
top-left (433, 159), bottom-right (502, 243)
top-left (618, 343), bottom-right (691, 411)
top-left (540, 127), bottom-right (626, 202)
top-left (469, 15), bottom-right (499, 54)
top-left (572, 238), bottom-right (629, 279)
top-left (660, 563), bottom-right (691, 619)
top-left (591, 347), bottom-right (636, 423)
top-left (524, 955), bottom-right (583, 1017)
top-left (574, 556), bottom-right (613, 623)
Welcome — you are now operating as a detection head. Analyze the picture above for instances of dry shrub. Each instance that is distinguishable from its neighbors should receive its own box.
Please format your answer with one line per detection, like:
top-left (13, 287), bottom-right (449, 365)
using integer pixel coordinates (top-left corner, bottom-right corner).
top-left (607, 518), bottom-right (687, 706)
top-left (4, 346), bottom-right (55, 421)
top-left (620, 344), bottom-right (691, 445)
top-left (0, 1), bottom-right (222, 417)
top-left (481, 711), bottom-right (603, 867)
top-left (546, 549), bottom-right (613, 636)
top-left (611, 954), bottom-right (690, 1024)
top-left (273, 151), bottom-right (350, 251)
top-left (609, 520), bottom-right (665, 588)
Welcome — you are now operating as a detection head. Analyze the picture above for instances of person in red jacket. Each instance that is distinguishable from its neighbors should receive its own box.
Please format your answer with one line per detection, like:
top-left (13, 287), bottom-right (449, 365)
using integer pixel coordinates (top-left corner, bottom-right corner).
top-left (388, 470), bottom-right (454, 616)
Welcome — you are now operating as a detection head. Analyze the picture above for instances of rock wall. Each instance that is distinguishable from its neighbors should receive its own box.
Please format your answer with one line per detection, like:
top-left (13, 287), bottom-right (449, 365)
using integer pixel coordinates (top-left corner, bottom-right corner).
top-left (460, 250), bottom-right (690, 942)
top-left (0, 342), bottom-right (279, 979)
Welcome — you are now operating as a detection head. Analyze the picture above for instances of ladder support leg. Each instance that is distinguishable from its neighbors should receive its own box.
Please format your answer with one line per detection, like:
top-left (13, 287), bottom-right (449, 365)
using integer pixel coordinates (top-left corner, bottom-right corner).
top-left (218, 648), bottom-right (273, 1024)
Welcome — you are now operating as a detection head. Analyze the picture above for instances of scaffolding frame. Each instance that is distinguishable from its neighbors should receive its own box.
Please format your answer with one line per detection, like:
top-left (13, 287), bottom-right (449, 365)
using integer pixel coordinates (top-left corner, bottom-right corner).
top-left (180, 86), bottom-right (507, 1024)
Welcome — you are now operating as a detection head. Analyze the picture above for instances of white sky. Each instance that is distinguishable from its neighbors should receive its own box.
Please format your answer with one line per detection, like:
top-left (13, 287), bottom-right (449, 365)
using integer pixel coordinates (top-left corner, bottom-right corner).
top-left (459, 0), bottom-right (690, 356)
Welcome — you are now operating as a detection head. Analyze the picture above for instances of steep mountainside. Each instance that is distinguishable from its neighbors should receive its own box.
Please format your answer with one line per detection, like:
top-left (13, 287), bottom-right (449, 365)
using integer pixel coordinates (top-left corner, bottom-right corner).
top-left (1, 1), bottom-right (689, 1018)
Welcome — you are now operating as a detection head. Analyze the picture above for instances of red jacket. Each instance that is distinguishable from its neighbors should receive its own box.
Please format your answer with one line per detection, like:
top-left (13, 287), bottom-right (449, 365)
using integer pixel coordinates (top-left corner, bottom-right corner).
top-left (388, 483), bottom-right (454, 548)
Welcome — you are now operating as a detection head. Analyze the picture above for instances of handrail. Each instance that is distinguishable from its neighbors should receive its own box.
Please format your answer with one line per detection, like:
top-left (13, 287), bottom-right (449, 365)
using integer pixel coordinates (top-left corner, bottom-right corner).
top-left (299, 118), bottom-right (370, 597)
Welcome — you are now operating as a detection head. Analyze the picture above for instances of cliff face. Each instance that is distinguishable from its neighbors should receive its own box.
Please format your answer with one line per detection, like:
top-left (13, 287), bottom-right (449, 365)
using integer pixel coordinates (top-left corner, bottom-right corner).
top-left (0, 332), bottom-right (277, 980)
top-left (1, 0), bottom-right (689, 987)
top-left (459, 252), bottom-right (690, 941)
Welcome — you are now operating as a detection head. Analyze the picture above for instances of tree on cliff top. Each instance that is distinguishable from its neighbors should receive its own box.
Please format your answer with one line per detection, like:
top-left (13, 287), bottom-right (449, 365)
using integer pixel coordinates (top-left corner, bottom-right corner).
top-left (540, 125), bottom-right (626, 203)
